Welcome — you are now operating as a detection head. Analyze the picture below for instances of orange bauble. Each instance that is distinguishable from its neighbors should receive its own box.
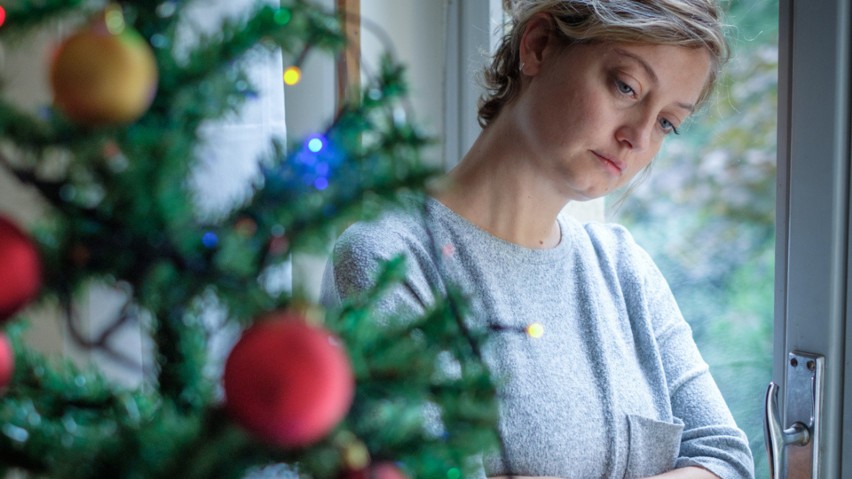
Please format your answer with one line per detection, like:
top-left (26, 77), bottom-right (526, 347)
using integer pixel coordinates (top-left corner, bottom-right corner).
top-left (223, 312), bottom-right (354, 448)
top-left (50, 18), bottom-right (158, 125)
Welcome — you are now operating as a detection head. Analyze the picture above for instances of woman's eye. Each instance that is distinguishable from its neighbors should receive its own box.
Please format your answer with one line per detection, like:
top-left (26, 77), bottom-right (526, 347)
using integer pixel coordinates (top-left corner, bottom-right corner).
top-left (615, 80), bottom-right (635, 96)
top-left (659, 118), bottom-right (680, 135)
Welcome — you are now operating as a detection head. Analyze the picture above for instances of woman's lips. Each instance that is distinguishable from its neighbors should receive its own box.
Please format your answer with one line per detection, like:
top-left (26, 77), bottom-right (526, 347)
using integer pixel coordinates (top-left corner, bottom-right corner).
top-left (592, 151), bottom-right (624, 175)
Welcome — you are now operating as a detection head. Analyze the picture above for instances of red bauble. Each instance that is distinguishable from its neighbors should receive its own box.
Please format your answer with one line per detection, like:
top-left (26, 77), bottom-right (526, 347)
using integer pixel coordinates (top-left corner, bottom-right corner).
top-left (0, 333), bottom-right (14, 391)
top-left (0, 216), bottom-right (42, 322)
top-left (223, 312), bottom-right (354, 447)
top-left (340, 462), bottom-right (409, 479)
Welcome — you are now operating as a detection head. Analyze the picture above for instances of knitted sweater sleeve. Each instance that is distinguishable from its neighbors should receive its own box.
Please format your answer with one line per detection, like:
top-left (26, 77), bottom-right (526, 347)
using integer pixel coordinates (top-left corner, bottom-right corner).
top-left (624, 230), bottom-right (755, 479)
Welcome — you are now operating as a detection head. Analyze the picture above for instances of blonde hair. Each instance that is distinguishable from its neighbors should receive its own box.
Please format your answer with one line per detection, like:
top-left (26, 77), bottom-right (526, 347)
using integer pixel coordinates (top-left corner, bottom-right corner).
top-left (478, 0), bottom-right (729, 127)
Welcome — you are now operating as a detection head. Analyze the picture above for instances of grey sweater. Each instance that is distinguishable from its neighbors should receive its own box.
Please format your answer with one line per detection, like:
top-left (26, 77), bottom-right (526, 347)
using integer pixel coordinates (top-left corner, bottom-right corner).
top-left (320, 196), bottom-right (754, 479)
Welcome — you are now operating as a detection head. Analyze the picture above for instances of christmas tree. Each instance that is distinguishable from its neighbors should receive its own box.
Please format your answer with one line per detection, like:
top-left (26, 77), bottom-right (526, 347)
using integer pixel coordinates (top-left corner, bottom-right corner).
top-left (0, 1), bottom-right (499, 477)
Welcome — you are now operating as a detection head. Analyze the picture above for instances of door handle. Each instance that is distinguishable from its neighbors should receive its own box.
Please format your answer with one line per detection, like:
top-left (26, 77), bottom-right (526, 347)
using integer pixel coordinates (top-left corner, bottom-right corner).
top-left (764, 351), bottom-right (824, 479)
top-left (764, 382), bottom-right (809, 478)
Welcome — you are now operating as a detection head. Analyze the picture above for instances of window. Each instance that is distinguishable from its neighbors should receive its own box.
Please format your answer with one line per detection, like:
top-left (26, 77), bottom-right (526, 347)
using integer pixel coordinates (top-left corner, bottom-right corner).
top-left (607, 4), bottom-right (778, 476)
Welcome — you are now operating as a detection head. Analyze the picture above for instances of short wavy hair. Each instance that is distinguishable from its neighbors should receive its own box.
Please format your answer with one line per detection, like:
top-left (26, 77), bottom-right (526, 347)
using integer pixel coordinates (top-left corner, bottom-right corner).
top-left (478, 0), bottom-right (730, 127)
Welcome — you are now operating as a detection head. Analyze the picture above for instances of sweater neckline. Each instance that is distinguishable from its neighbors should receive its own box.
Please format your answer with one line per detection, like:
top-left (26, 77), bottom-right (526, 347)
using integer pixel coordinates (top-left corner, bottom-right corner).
top-left (424, 196), bottom-right (575, 264)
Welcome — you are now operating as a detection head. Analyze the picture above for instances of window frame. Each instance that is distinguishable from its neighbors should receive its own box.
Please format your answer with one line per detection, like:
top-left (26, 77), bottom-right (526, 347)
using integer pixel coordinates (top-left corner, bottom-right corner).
top-left (775, 0), bottom-right (851, 476)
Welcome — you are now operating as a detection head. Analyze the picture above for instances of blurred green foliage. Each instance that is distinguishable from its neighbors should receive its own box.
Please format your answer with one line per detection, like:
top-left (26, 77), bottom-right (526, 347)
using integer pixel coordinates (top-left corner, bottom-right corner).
top-left (609, 2), bottom-right (779, 477)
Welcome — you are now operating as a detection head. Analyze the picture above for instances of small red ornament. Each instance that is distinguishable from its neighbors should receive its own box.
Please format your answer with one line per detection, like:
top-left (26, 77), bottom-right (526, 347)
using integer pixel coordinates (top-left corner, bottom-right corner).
top-left (340, 462), bottom-right (409, 479)
top-left (0, 216), bottom-right (41, 322)
top-left (0, 333), bottom-right (13, 391)
top-left (223, 312), bottom-right (354, 447)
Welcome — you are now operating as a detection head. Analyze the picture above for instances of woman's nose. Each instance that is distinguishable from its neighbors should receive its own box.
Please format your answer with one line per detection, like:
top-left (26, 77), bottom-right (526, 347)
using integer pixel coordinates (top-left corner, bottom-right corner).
top-left (615, 113), bottom-right (655, 151)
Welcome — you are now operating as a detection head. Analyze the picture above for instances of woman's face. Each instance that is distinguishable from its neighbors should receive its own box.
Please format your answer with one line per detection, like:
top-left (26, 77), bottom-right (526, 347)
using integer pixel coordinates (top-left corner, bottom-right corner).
top-left (514, 32), bottom-right (712, 201)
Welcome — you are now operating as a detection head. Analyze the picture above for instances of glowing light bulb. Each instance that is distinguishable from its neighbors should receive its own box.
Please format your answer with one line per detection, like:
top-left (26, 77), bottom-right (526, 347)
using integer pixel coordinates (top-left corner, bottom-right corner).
top-left (202, 232), bottom-right (219, 249)
top-left (274, 9), bottom-right (292, 25)
top-left (314, 177), bottom-right (329, 190)
top-left (104, 4), bottom-right (126, 34)
top-left (0, 7), bottom-right (7, 28)
top-left (526, 322), bottom-right (544, 339)
top-left (307, 137), bottom-right (324, 153)
top-left (283, 66), bottom-right (302, 86)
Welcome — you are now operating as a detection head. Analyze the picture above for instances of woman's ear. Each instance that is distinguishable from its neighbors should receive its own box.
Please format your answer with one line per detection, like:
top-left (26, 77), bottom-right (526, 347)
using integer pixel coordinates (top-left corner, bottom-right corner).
top-left (519, 12), bottom-right (553, 76)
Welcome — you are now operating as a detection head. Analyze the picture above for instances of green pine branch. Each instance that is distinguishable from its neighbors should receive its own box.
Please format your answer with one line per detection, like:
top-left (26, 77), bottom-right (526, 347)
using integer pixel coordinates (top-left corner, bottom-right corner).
top-left (0, 0), bottom-right (501, 476)
top-left (0, 0), bottom-right (92, 39)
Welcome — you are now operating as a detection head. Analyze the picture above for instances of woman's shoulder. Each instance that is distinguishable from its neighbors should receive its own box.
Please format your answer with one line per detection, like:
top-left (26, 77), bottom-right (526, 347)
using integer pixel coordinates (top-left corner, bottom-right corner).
top-left (333, 200), bottom-right (432, 262)
top-left (325, 198), bottom-right (441, 308)
top-left (563, 216), bottom-right (657, 275)
top-left (562, 216), bottom-right (639, 255)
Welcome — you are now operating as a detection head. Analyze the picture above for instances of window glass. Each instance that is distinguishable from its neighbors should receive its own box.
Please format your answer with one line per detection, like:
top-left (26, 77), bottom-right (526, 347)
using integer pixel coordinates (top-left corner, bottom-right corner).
top-left (606, 3), bottom-right (778, 477)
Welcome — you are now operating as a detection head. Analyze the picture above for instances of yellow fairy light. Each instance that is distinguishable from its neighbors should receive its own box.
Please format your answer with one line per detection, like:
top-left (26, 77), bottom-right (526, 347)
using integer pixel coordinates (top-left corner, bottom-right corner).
top-left (334, 431), bottom-right (370, 470)
top-left (104, 3), bottom-right (126, 35)
top-left (283, 66), bottom-right (302, 86)
top-left (341, 440), bottom-right (370, 470)
top-left (526, 322), bottom-right (544, 339)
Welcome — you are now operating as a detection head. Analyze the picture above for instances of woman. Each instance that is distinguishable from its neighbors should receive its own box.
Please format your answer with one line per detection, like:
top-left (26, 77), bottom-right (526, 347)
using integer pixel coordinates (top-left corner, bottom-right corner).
top-left (321, 1), bottom-right (755, 477)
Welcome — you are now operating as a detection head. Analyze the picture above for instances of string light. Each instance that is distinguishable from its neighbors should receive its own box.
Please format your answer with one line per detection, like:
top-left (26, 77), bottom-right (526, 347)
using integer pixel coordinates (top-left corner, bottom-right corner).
top-left (283, 66), bottom-right (302, 86)
top-left (489, 322), bottom-right (544, 339)
top-left (313, 177), bottom-right (329, 190)
top-left (526, 322), bottom-right (544, 339)
top-left (201, 231), bottom-right (219, 249)
top-left (273, 8), bottom-right (292, 25)
top-left (104, 4), bottom-right (126, 35)
top-left (307, 136), bottom-right (324, 153)
top-left (156, 1), bottom-right (178, 18)
top-left (0, 6), bottom-right (6, 28)
top-left (340, 441), bottom-right (369, 470)
top-left (234, 217), bottom-right (258, 237)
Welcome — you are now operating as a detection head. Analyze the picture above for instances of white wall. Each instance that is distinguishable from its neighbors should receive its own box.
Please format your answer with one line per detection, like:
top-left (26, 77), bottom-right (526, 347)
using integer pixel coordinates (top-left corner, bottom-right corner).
top-left (360, 1), bottom-right (447, 166)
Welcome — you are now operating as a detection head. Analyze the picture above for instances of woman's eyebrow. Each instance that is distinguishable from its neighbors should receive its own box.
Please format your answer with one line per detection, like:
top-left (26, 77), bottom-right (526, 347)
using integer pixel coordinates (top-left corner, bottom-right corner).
top-left (612, 47), bottom-right (695, 113)
top-left (612, 47), bottom-right (659, 84)
top-left (676, 102), bottom-right (695, 113)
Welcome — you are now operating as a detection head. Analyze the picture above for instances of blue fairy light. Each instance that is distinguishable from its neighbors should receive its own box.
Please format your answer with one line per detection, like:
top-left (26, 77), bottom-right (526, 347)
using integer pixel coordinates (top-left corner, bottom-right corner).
top-left (294, 150), bottom-right (316, 166)
top-left (202, 232), bottom-right (219, 249)
top-left (307, 136), bottom-right (325, 153)
top-left (314, 177), bottom-right (329, 190)
top-left (150, 34), bottom-right (169, 49)
top-left (38, 106), bottom-right (54, 121)
top-left (156, 1), bottom-right (178, 17)
top-left (277, 133), bottom-right (343, 191)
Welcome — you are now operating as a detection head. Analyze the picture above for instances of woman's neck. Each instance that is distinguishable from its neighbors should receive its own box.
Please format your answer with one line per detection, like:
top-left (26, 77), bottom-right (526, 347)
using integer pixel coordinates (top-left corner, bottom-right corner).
top-left (431, 123), bottom-right (568, 249)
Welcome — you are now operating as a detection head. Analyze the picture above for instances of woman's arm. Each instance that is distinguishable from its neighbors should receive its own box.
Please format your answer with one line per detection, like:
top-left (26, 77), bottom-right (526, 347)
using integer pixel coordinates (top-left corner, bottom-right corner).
top-left (629, 237), bottom-right (755, 478)
top-left (488, 477), bottom-right (563, 479)
top-left (488, 467), bottom-right (719, 479)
